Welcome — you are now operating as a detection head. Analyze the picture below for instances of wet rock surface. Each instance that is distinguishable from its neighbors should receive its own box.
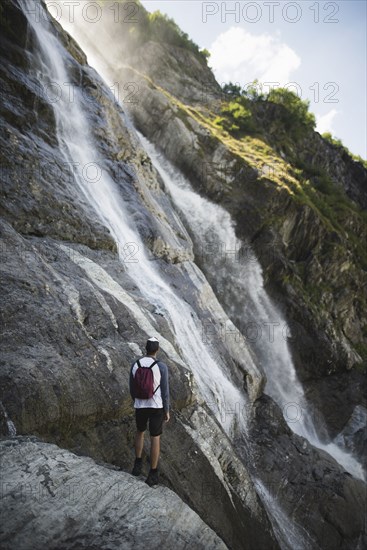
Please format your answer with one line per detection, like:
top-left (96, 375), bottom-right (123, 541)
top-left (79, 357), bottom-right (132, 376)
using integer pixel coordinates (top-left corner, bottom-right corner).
top-left (246, 395), bottom-right (367, 550)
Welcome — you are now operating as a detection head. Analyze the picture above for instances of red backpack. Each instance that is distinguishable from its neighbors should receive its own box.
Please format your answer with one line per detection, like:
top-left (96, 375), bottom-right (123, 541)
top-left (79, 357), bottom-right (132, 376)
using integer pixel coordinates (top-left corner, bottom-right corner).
top-left (133, 358), bottom-right (160, 399)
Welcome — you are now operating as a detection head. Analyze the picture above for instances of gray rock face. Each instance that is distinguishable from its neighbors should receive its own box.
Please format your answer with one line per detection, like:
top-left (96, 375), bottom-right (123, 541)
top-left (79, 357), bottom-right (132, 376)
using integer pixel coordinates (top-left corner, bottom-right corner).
top-left (247, 396), bottom-right (367, 550)
top-left (123, 39), bottom-right (222, 106)
top-left (333, 405), bottom-right (367, 471)
top-left (0, 436), bottom-right (228, 549)
top-left (251, 101), bottom-right (367, 210)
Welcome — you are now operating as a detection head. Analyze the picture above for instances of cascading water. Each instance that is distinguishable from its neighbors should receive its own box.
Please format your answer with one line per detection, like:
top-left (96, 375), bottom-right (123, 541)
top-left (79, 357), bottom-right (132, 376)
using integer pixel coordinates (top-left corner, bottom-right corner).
top-left (22, 0), bottom-right (248, 439)
top-left (137, 134), bottom-right (365, 482)
top-left (253, 479), bottom-right (323, 550)
top-left (20, 3), bottom-right (365, 548)
top-left (40, 4), bottom-right (365, 480)
top-left (0, 401), bottom-right (17, 437)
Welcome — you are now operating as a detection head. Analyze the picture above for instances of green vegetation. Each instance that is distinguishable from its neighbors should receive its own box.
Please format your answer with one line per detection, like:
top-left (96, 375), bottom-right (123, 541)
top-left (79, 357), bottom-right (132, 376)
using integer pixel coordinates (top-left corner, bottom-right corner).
top-left (200, 48), bottom-right (211, 61)
top-left (221, 82), bottom-right (242, 98)
top-left (220, 82), bottom-right (366, 169)
top-left (214, 97), bottom-right (256, 135)
top-left (219, 83), bottom-right (316, 143)
top-left (267, 88), bottom-right (316, 131)
top-left (222, 79), bottom-right (266, 101)
top-left (292, 167), bottom-right (367, 271)
top-left (322, 132), bottom-right (367, 169)
top-left (215, 85), bottom-right (316, 141)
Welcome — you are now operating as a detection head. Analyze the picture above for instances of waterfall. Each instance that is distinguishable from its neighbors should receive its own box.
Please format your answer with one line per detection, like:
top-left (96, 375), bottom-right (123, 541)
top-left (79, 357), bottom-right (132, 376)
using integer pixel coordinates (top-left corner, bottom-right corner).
top-left (137, 133), bottom-right (365, 482)
top-left (19, 4), bottom-right (365, 549)
top-left (22, 0), bottom-right (248, 439)
top-left (0, 401), bottom-right (17, 437)
top-left (253, 479), bottom-right (322, 550)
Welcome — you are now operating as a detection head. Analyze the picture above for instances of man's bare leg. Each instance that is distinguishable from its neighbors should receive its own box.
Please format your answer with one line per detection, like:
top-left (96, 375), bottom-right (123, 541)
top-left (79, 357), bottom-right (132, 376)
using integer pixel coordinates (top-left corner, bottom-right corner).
top-left (150, 435), bottom-right (160, 469)
top-left (135, 430), bottom-right (144, 458)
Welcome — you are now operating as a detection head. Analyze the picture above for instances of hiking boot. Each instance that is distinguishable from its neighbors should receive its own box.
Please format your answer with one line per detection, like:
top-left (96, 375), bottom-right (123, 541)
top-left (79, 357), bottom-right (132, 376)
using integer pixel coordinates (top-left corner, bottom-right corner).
top-left (131, 457), bottom-right (143, 476)
top-left (145, 468), bottom-right (159, 487)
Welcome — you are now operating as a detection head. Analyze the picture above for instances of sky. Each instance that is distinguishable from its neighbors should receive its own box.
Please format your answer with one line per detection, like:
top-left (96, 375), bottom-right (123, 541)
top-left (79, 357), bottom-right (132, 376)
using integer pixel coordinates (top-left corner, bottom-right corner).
top-left (141, 0), bottom-right (367, 159)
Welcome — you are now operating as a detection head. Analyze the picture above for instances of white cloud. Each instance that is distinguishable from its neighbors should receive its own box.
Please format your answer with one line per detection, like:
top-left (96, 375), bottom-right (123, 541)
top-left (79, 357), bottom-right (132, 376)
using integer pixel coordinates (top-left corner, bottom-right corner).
top-left (315, 109), bottom-right (339, 135)
top-left (209, 27), bottom-right (301, 89)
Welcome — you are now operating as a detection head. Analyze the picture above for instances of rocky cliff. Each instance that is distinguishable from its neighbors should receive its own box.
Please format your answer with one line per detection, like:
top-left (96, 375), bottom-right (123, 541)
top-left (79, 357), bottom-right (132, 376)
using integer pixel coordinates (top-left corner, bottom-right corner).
top-left (68, 0), bottom-right (367, 442)
top-left (0, 1), bottom-right (366, 549)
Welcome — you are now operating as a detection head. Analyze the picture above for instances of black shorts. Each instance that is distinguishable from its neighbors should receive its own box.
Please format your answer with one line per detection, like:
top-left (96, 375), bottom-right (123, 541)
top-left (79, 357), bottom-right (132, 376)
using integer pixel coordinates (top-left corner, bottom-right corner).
top-left (135, 407), bottom-right (164, 436)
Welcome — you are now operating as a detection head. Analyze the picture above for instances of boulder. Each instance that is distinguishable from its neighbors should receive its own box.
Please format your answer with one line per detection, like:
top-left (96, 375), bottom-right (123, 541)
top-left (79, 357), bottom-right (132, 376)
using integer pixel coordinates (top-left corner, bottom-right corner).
top-left (0, 436), bottom-right (228, 549)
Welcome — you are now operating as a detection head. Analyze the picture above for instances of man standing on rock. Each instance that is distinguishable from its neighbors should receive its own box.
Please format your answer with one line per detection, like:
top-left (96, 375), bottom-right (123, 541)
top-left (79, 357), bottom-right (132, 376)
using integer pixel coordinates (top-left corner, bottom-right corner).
top-left (129, 337), bottom-right (170, 486)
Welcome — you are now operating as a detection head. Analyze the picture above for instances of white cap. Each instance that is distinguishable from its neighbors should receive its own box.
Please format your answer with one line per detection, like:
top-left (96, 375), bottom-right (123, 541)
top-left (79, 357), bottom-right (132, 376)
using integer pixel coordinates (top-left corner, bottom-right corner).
top-left (147, 337), bottom-right (159, 342)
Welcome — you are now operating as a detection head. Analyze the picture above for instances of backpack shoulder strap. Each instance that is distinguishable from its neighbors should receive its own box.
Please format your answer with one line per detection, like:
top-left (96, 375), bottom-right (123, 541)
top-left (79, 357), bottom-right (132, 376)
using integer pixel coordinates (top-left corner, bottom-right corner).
top-left (136, 359), bottom-right (142, 369)
top-left (150, 360), bottom-right (161, 394)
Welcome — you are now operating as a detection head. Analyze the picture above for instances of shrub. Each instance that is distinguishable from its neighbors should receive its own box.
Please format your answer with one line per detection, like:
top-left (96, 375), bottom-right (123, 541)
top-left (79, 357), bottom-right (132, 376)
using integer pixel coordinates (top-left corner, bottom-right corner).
top-left (267, 88), bottom-right (316, 133)
top-left (222, 82), bottom-right (242, 98)
top-left (216, 97), bottom-right (256, 135)
top-left (221, 80), bottom-right (266, 102)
